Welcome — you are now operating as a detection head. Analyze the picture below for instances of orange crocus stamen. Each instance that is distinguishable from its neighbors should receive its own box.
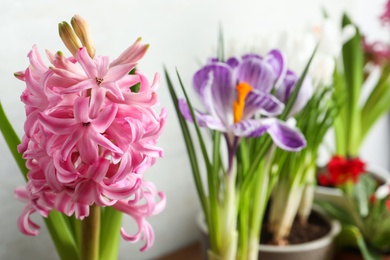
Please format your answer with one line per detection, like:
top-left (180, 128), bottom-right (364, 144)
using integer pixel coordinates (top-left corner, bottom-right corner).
top-left (233, 82), bottom-right (253, 123)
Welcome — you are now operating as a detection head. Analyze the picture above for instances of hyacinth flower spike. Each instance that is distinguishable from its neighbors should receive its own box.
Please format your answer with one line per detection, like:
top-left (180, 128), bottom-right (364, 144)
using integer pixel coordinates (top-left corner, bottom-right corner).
top-left (0, 15), bottom-right (167, 260)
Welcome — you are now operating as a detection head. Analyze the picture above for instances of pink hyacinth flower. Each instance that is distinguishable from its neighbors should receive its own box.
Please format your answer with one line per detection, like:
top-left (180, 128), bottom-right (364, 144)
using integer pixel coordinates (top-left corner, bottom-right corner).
top-left (14, 36), bottom-right (166, 251)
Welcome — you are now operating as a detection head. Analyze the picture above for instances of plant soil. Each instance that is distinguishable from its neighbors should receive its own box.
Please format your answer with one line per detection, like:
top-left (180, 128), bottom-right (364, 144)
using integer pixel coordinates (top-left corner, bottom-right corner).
top-left (260, 210), bottom-right (331, 245)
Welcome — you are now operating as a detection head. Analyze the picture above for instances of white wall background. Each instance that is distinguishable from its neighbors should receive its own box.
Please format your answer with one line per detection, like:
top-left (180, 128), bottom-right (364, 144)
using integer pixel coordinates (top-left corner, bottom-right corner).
top-left (0, 0), bottom-right (388, 259)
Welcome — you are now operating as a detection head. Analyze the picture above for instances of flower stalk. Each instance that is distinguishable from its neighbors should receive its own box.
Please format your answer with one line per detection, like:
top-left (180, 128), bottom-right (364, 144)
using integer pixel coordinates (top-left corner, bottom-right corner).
top-left (81, 205), bottom-right (100, 260)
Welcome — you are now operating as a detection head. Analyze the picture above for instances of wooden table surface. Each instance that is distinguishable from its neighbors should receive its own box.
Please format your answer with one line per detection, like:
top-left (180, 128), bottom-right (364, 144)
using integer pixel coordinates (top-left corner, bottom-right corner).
top-left (156, 242), bottom-right (202, 260)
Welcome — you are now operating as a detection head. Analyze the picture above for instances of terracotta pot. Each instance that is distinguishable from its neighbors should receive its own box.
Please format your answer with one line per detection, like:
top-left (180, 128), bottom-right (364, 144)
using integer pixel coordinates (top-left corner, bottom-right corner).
top-left (197, 208), bottom-right (340, 260)
top-left (315, 164), bottom-right (390, 207)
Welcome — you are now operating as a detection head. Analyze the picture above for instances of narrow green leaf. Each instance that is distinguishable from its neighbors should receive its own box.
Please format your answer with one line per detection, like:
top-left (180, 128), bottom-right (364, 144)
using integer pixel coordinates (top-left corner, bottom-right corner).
top-left (341, 14), bottom-right (364, 156)
top-left (0, 102), bottom-right (28, 179)
top-left (217, 24), bottom-right (225, 62)
top-left (280, 43), bottom-right (318, 120)
top-left (175, 69), bottom-right (212, 172)
top-left (164, 67), bottom-right (207, 214)
top-left (45, 211), bottom-right (80, 260)
top-left (335, 225), bottom-right (381, 260)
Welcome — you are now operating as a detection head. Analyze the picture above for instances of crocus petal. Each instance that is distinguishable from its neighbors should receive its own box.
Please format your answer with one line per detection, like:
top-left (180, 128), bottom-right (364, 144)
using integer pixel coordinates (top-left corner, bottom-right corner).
top-left (244, 91), bottom-right (285, 118)
top-left (277, 70), bottom-right (313, 116)
top-left (226, 57), bottom-right (239, 68)
top-left (193, 63), bottom-right (235, 124)
top-left (266, 119), bottom-right (306, 151)
top-left (232, 119), bottom-right (269, 137)
top-left (264, 49), bottom-right (287, 87)
top-left (234, 57), bottom-right (276, 94)
top-left (290, 77), bottom-right (313, 116)
top-left (242, 53), bottom-right (262, 60)
top-left (179, 99), bottom-right (227, 132)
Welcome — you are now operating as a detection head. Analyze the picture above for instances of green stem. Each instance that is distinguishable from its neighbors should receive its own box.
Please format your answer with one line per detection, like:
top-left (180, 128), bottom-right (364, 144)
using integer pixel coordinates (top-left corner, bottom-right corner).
top-left (247, 157), bottom-right (271, 260)
top-left (99, 207), bottom-right (122, 260)
top-left (81, 205), bottom-right (101, 260)
top-left (45, 211), bottom-right (80, 260)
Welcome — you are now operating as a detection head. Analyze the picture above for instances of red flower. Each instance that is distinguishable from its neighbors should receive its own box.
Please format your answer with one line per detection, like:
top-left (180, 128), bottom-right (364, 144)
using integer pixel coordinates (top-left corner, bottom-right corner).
top-left (318, 174), bottom-right (330, 186)
top-left (369, 194), bottom-right (377, 204)
top-left (320, 155), bottom-right (366, 187)
top-left (362, 38), bottom-right (390, 66)
top-left (380, 0), bottom-right (390, 26)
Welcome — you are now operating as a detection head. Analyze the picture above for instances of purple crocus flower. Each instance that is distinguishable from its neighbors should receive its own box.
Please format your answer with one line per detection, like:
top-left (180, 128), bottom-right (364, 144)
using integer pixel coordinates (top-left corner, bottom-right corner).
top-left (276, 69), bottom-right (313, 117)
top-left (179, 50), bottom-right (307, 164)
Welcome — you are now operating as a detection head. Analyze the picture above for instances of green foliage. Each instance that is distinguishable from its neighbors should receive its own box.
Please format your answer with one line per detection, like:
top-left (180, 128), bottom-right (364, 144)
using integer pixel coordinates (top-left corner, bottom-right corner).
top-left (334, 13), bottom-right (390, 157)
top-left (316, 173), bottom-right (390, 257)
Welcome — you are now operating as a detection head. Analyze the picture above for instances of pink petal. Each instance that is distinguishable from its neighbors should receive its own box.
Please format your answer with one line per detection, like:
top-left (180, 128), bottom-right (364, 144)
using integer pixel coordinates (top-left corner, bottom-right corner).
top-left (110, 38), bottom-right (149, 67)
top-left (74, 97), bottom-right (91, 123)
top-left (93, 103), bottom-right (118, 132)
top-left (76, 47), bottom-right (97, 78)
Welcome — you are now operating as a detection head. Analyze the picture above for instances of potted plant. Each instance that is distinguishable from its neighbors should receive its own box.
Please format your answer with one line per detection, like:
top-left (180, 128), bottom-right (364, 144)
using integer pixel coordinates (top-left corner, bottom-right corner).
top-left (165, 25), bottom-right (343, 258)
top-left (249, 19), bottom-right (343, 258)
top-left (316, 9), bottom-right (390, 201)
top-left (317, 160), bottom-right (390, 260)
top-left (260, 77), bottom-right (341, 259)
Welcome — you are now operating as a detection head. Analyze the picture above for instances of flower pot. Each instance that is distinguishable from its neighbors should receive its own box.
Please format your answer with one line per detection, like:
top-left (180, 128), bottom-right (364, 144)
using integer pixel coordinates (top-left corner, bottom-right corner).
top-left (315, 164), bottom-right (390, 207)
top-left (258, 208), bottom-right (340, 260)
top-left (196, 208), bottom-right (340, 260)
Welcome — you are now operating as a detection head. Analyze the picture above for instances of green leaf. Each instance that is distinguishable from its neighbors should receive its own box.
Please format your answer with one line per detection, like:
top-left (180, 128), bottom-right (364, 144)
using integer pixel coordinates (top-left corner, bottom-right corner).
top-left (336, 225), bottom-right (381, 260)
top-left (280, 43), bottom-right (318, 120)
top-left (314, 200), bottom-right (355, 224)
top-left (0, 102), bottom-right (28, 179)
top-left (340, 14), bottom-right (364, 156)
top-left (333, 68), bottom-right (348, 156)
top-left (354, 174), bottom-right (377, 217)
top-left (44, 211), bottom-right (80, 260)
top-left (164, 67), bottom-right (207, 214)
top-left (0, 102), bottom-right (79, 258)
top-left (217, 24), bottom-right (224, 62)
top-left (130, 83), bottom-right (140, 93)
top-left (361, 70), bottom-right (390, 142)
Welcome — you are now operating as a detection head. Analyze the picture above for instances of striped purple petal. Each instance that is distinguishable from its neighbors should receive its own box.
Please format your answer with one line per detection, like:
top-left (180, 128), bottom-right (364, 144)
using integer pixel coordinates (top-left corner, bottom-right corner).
top-left (266, 119), bottom-right (306, 151)
top-left (226, 57), bottom-right (239, 68)
top-left (264, 49), bottom-right (287, 87)
top-left (232, 119), bottom-right (269, 137)
top-left (193, 63), bottom-right (235, 125)
top-left (234, 58), bottom-right (276, 94)
top-left (244, 91), bottom-right (285, 118)
top-left (179, 99), bottom-right (227, 132)
top-left (276, 70), bottom-right (313, 116)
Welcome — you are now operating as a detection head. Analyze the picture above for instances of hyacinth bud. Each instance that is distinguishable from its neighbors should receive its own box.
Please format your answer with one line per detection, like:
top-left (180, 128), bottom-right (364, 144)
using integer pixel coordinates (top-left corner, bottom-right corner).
top-left (58, 21), bottom-right (82, 57)
top-left (71, 15), bottom-right (95, 58)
